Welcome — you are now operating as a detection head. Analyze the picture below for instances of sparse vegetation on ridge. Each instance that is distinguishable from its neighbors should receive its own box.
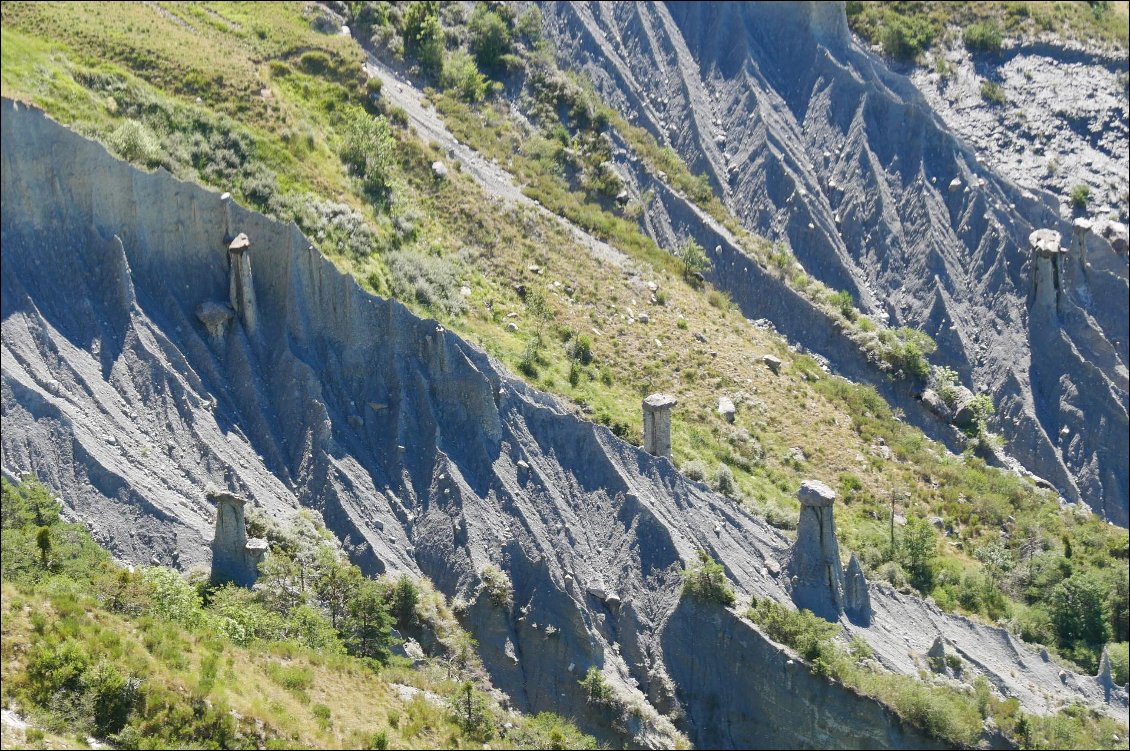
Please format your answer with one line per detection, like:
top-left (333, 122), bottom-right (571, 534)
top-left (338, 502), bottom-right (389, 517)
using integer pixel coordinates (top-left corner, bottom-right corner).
top-left (1, 3), bottom-right (1126, 745)
top-left (0, 476), bottom-right (597, 749)
top-left (847, 1), bottom-right (1129, 57)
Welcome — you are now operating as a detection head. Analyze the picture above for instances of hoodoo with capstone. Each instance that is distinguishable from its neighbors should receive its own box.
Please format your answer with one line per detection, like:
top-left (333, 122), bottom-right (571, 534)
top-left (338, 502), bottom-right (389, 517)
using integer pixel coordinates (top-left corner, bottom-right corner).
top-left (786, 480), bottom-right (845, 620)
top-left (209, 491), bottom-right (268, 587)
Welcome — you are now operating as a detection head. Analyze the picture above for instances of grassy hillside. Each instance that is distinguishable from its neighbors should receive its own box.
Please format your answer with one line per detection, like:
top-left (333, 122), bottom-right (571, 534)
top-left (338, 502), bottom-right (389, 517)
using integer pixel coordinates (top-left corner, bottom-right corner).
top-left (1, 477), bottom-right (597, 750)
top-left (847, 1), bottom-right (1129, 60)
top-left (0, 0), bottom-right (1126, 702)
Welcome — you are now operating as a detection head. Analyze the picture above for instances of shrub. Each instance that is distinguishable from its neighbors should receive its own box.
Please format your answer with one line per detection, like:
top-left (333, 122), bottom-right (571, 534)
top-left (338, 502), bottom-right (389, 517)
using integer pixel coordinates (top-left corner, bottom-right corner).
top-left (980, 80), bottom-right (1006, 105)
top-left (142, 567), bottom-right (204, 629)
top-left (450, 681), bottom-right (494, 739)
top-left (1070, 184), bottom-right (1091, 210)
top-left (932, 366), bottom-right (961, 408)
top-left (682, 459), bottom-right (707, 483)
top-left (963, 21), bottom-right (1003, 53)
top-left (566, 334), bottom-right (593, 365)
top-left (403, 2), bottom-right (444, 77)
top-left (480, 565), bottom-right (514, 608)
top-left (681, 549), bottom-right (736, 606)
top-left (1107, 642), bottom-right (1129, 685)
top-left (830, 289), bottom-right (856, 320)
top-left (386, 250), bottom-right (466, 316)
top-left (469, 3), bottom-right (512, 74)
top-left (880, 327), bottom-right (936, 380)
top-left (880, 16), bottom-right (937, 60)
top-left (338, 108), bottom-right (395, 198)
top-left (679, 238), bottom-right (709, 280)
top-left (578, 666), bottom-right (613, 705)
top-left (108, 120), bottom-right (161, 166)
top-left (441, 51), bottom-right (488, 103)
top-left (1049, 573), bottom-right (1110, 647)
top-left (85, 660), bottom-right (140, 735)
top-left (747, 597), bottom-right (840, 663)
top-left (712, 464), bottom-right (736, 497)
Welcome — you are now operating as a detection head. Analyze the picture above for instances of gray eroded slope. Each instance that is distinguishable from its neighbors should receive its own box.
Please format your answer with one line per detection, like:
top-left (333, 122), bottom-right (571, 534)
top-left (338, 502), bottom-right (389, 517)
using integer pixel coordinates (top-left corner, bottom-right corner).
top-left (2, 102), bottom-right (1124, 747)
top-left (538, 0), bottom-right (1129, 524)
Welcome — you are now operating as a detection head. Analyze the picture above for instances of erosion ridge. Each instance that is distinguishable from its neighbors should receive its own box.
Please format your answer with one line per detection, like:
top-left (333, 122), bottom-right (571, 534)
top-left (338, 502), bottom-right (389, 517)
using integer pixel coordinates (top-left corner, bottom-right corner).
top-left (2, 100), bottom-right (1126, 747)
top-left (538, 0), bottom-right (1129, 524)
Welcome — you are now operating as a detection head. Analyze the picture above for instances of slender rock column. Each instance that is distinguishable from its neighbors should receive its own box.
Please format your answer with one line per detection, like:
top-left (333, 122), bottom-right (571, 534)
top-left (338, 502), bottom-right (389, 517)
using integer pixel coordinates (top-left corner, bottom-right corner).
top-left (643, 393), bottom-right (677, 457)
top-left (1029, 228), bottom-right (1065, 317)
top-left (209, 491), bottom-right (268, 586)
top-left (228, 232), bottom-right (258, 333)
top-left (786, 480), bottom-right (844, 620)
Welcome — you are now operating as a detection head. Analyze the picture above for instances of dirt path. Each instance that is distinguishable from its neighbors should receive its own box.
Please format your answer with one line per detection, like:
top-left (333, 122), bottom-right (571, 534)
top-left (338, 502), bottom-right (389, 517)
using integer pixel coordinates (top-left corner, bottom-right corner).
top-left (362, 55), bottom-right (629, 269)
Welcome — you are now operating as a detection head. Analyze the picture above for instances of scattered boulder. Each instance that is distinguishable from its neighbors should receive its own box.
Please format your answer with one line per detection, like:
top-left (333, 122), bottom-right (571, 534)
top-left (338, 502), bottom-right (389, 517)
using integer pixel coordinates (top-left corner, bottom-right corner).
top-left (920, 388), bottom-right (950, 419)
top-left (196, 301), bottom-right (234, 341)
top-left (1098, 219), bottom-right (1128, 256)
top-left (718, 396), bottom-right (736, 423)
top-left (762, 355), bottom-right (782, 374)
top-left (927, 635), bottom-right (946, 666)
top-left (431, 161), bottom-right (448, 180)
top-left (951, 386), bottom-right (978, 429)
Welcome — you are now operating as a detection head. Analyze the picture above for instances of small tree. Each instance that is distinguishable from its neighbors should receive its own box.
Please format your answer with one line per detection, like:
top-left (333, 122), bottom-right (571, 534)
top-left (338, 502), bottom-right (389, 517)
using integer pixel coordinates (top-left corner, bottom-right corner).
top-left (469, 3), bottom-right (512, 74)
top-left (898, 516), bottom-right (937, 592)
top-left (578, 666), bottom-right (613, 705)
top-left (1049, 573), bottom-right (1110, 647)
top-left (343, 579), bottom-right (393, 660)
top-left (1070, 184), bottom-right (1091, 211)
top-left (451, 681), bottom-right (494, 738)
top-left (679, 238), bottom-right (709, 281)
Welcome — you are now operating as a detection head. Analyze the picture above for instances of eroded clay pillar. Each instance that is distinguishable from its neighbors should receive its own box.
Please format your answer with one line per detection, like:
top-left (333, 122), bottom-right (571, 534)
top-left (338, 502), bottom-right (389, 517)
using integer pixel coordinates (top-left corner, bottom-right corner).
top-left (642, 393), bottom-right (677, 457)
top-left (228, 232), bottom-right (258, 333)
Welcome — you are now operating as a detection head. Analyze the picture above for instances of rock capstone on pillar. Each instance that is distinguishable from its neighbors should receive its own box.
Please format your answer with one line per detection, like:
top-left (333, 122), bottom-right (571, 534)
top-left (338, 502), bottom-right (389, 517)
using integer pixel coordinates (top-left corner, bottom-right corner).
top-left (786, 480), bottom-right (844, 620)
top-left (209, 491), bottom-right (268, 587)
top-left (227, 232), bottom-right (258, 333)
top-left (196, 301), bottom-right (235, 342)
top-left (1029, 228), bottom-right (1065, 316)
top-left (642, 393), bottom-right (677, 457)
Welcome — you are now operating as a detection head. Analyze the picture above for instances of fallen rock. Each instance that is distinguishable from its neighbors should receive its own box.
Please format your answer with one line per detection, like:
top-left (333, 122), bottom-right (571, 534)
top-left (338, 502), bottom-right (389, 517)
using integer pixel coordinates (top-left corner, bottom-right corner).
top-left (762, 355), bottom-right (782, 374)
top-left (718, 396), bottom-right (736, 422)
top-left (431, 161), bottom-right (448, 179)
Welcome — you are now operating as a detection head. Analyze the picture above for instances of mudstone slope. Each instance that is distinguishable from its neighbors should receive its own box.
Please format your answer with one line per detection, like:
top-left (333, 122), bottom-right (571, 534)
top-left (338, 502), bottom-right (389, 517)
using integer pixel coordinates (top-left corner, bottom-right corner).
top-left (537, 0), bottom-right (1129, 525)
top-left (3, 97), bottom-right (1127, 748)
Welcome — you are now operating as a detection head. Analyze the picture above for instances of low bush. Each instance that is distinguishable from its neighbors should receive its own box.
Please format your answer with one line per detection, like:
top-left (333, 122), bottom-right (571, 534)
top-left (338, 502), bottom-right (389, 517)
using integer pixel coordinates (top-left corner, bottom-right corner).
top-left (681, 549), bottom-right (736, 606)
top-left (963, 21), bottom-right (1003, 53)
top-left (386, 250), bottom-right (467, 316)
top-left (479, 565), bottom-right (514, 608)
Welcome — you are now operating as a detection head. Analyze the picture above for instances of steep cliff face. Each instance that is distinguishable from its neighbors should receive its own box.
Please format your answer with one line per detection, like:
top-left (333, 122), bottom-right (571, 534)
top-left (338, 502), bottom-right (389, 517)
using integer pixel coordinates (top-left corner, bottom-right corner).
top-left (539, 1), bottom-right (1129, 524)
top-left (2, 102), bottom-right (1124, 747)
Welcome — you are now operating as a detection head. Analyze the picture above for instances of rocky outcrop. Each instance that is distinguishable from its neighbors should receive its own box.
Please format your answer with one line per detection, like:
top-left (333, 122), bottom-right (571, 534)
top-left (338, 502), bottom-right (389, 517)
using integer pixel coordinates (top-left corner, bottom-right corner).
top-left (2, 102), bottom-right (1124, 746)
top-left (786, 480), bottom-right (844, 619)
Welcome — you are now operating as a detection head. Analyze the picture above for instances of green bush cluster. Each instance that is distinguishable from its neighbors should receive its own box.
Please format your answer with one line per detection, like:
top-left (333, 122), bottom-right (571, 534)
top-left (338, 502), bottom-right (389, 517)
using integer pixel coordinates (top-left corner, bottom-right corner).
top-left (386, 249), bottom-right (467, 316)
top-left (680, 549), bottom-right (736, 607)
top-left (963, 21), bottom-right (1004, 52)
top-left (339, 106), bottom-right (396, 199)
top-left (980, 79), bottom-right (1007, 105)
top-left (479, 565), bottom-right (514, 608)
